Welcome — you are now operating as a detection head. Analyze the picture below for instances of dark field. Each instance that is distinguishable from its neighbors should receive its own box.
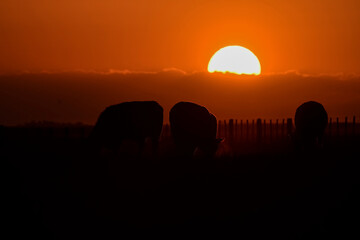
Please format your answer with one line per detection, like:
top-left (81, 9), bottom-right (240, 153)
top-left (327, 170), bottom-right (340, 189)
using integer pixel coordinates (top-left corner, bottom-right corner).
top-left (1, 123), bottom-right (360, 239)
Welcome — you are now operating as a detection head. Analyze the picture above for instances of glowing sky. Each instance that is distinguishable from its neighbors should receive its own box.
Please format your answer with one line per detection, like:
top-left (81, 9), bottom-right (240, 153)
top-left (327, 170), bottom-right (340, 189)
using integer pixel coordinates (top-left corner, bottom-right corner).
top-left (1, 71), bottom-right (360, 125)
top-left (1, 0), bottom-right (360, 74)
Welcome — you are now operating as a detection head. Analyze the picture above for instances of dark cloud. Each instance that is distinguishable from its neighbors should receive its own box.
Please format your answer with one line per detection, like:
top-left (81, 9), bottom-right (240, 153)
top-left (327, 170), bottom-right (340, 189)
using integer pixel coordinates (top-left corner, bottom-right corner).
top-left (0, 70), bottom-right (359, 125)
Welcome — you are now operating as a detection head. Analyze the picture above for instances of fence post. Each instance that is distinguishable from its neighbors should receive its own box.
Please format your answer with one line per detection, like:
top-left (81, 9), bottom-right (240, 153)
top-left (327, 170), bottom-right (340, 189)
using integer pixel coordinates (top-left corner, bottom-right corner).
top-left (282, 119), bottom-right (285, 137)
top-left (229, 119), bottom-right (234, 144)
top-left (276, 119), bottom-right (279, 138)
top-left (263, 119), bottom-right (266, 140)
top-left (235, 119), bottom-right (238, 140)
top-left (345, 117), bottom-right (348, 136)
top-left (256, 118), bottom-right (262, 144)
top-left (246, 120), bottom-right (249, 140)
top-left (336, 117), bottom-right (339, 136)
top-left (353, 116), bottom-right (356, 136)
top-left (269, 119), bottom-right (272, 140)
top-left (240, 120), bottom-right (243, 140)
top-left (252, 120), bottom-right (255, 140)
top-left (224, 120), bottom-right (227, 139)
top-left (287, 118), bottom-right (293, 137)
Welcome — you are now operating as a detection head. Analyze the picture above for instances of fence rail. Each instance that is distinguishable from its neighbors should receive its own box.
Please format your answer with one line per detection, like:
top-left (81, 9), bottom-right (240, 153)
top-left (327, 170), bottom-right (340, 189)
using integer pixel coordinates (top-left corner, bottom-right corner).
top-left (1, 126), bottom-right (93, 141)
top-left (1, 116), bottom-right (359, 142)
top-left (215, 117), bottom-right (360, 144)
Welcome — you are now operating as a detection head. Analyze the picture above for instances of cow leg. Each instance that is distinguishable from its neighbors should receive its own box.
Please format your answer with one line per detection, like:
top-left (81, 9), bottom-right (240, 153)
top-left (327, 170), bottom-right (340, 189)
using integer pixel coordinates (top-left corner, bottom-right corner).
top-left (151, 138), bottom-right (159, 157)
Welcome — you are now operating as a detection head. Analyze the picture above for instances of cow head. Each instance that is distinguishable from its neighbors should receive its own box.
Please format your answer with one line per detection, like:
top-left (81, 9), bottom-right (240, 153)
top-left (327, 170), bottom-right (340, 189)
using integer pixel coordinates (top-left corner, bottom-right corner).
top-left (294, 101), bottom-right (328, 151)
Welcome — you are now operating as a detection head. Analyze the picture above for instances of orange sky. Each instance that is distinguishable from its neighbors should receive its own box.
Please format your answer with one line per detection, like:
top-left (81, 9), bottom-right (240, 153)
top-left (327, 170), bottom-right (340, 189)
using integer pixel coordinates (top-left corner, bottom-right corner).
top-left (1, 0), bottom-right (359, 74)
top-left (1, 72), bottom-right (360, 125)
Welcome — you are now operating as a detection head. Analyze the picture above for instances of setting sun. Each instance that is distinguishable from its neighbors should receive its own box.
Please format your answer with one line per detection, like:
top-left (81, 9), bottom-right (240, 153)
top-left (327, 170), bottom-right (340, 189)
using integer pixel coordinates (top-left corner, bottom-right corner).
top-left (208, 46), bottom-right (261, 75)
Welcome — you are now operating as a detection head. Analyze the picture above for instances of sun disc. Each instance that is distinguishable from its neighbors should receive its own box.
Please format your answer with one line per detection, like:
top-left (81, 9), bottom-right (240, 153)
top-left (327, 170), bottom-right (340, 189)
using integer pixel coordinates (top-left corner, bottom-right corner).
top-left (208, 46), bottom-right (261, 75)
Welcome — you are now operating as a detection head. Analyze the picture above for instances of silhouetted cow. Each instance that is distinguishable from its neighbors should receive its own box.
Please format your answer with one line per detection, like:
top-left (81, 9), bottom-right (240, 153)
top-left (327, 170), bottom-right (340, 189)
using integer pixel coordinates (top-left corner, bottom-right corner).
top-left (90, 101), bottom-right (163, 155)
top-left (170, 102), bottom-right (221, 158)
top-left (294, 101), bottom-right (328, 149)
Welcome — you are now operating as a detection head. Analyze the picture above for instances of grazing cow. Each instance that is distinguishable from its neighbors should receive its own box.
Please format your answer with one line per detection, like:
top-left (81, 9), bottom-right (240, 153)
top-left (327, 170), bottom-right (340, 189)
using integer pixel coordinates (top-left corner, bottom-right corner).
top-left (170, 102), bottom-right (221, 158)
top-left (294, 101), bottom-right (328, 149)
top-left (90, 101), bottom-right (163, 155)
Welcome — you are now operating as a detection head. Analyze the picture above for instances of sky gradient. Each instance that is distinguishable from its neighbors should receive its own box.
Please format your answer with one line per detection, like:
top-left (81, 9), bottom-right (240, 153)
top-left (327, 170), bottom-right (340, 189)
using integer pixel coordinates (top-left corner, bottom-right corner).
top-left (1, 0), bottom-right (360, 74)
top-left (1, 1), bottom-right (360, 124)
top-left (1, 71), bottom-right (359, 125)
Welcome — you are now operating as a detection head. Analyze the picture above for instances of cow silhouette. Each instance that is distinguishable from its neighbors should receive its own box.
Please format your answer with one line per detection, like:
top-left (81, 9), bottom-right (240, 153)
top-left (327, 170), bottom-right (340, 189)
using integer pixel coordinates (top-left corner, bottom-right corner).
top-left (294, 101), bottom-right (328, 149)
top-left (90, 101), bottom-right (163, 155)
top-left (170, 102), bottom-right (221, 158)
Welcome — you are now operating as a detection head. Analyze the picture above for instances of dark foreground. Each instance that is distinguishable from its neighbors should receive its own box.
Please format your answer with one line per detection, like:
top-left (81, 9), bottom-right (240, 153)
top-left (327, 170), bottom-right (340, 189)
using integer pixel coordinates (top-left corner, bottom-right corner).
top-left (1, 131), bottom-right (360, 239)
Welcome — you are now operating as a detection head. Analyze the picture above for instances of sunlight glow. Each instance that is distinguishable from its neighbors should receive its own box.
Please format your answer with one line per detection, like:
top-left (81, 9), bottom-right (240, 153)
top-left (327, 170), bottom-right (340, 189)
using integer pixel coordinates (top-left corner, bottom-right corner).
top-left (208, 46), bottom-right (261, 75)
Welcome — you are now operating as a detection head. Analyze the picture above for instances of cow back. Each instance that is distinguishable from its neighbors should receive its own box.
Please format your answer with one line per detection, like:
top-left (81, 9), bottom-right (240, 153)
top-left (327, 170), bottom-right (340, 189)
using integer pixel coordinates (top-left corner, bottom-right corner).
top-left (91, 101), bottom-right (163, 149)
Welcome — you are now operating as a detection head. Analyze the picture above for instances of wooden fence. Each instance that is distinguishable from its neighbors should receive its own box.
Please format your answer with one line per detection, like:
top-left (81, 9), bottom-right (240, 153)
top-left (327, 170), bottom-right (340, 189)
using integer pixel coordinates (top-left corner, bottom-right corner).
top-left (1, 116), bottom-right (359, 142)
top-left (162, 116), bottom-right (360, 144)
top-left (2, 126), bottom-right (93, 141)
top-left (217, 117), bottom-right (359, 143)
